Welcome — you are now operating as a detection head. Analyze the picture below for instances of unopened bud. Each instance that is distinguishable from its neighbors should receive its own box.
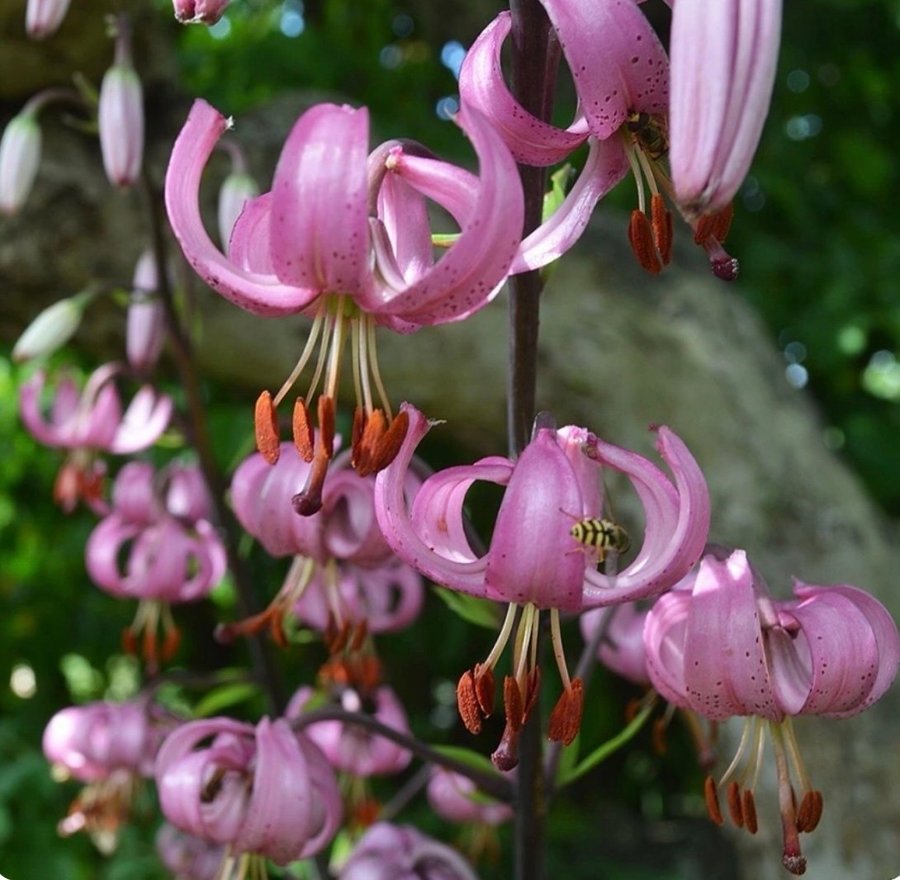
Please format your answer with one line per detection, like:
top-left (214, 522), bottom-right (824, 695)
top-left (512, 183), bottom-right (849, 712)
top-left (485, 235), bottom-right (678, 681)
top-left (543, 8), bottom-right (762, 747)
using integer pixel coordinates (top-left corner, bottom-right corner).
top-left (0, 112), bottom-right (41, 215)
top-left (172, 0), bottom-right (230, 25)
top-left (126, 250), bottom-right (165, 372)
top-left (99, 59), bottom-right (144, 188)
top-left (218, 171), bottom-right (259, 249)
top-left (26, 0), bottom-right (72, 40)
top-left (13, 293), bottom-right (90, 362)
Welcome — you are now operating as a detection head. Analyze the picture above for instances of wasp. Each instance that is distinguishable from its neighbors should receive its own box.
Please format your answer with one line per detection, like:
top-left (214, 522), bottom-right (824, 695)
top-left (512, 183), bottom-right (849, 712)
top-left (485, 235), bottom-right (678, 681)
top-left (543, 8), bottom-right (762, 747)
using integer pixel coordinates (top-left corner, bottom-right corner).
top-left (569, 517), bottom-right (631, 564)
top-left (626, 111), bottom-right (669, 161)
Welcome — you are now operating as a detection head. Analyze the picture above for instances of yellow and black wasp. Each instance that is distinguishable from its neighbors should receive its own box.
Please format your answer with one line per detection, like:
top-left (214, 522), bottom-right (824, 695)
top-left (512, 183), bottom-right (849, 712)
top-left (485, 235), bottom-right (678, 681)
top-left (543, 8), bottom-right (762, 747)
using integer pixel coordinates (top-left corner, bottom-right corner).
top-left (626, 111), bottom-right (669, 161)
top-left (569, 517), bottom-right (631, 566)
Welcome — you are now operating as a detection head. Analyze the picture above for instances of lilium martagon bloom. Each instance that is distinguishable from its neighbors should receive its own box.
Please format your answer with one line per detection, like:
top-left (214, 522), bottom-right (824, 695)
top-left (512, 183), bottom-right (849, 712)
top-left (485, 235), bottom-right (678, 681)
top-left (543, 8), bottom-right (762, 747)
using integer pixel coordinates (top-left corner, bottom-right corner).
top-left (165, 98), bottom-right (523, 509)
top-left (155, 716), bottom-right (343, 880)
top-left (458, 0), bottom-right (779, 280)
top-left (375, 404), bottom-right (710, 769)
top-left (643, 548), bottom-right (900, 876)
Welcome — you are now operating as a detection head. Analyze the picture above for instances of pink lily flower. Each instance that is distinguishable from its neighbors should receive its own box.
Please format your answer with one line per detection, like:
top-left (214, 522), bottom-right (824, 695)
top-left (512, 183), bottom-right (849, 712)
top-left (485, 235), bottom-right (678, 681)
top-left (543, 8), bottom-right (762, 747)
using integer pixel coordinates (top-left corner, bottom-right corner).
top-left (375, 404), bottom-right (709, 768)
top-left (165, 98), bottom-right (522, 481)
top-left (43, 699), bottom-right (167, 843)
top-left (156, 823), bottom-right (225, 880)
top-left (25, 0), bottom-right (71, 39)
top-left (99, 17), bottom-right (144, 188)
top-left (669, 0), bottom-right (782, 220)
top-left (222, 441), bottom-right (423, 650)
top-left (86, 461), bottom-right (226, 668)
top-left (287, 684), bottom-right (412, 778)
top-left (338, 822), bottom-right (479, 880)
top-left (459, 3), bottom-right (744, 279)
top-left (643, 549), bottom-right (900, 875)
top-left (19, 363), bottom-right (172, 512)
top-left (580, 603), bottom-right (652, 688)
top-left (156, 716), bottom-right (343, 875)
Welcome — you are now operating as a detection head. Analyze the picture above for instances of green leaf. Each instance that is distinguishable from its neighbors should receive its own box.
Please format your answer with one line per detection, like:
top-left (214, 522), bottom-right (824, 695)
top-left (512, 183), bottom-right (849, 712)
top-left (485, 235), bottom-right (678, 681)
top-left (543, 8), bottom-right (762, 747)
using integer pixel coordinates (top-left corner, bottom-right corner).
top-left (192, 681), bottom-right (260, 718)
top-left (558, 699), bottom-right (655, 787)
top-left (542, 164), bottom-right (574, 222)
top-left (432, 744), bottom-right (503, 778)
top-left (434, 586), bottom-right (500, 629)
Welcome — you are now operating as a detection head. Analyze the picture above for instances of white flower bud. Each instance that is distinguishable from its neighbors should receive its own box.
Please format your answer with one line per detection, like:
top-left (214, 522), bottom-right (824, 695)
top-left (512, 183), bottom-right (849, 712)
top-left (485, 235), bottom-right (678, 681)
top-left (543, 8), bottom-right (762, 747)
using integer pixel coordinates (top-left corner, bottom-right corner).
top-left (0, 112), bottom-right (42, 215)
top-left (13, 295), bottom-right (88, 362)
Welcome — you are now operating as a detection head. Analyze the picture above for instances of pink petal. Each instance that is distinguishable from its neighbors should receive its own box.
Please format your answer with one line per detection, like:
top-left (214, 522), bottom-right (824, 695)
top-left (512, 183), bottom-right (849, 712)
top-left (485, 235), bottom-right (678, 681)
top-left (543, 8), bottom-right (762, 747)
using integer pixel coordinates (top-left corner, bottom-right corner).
top-left (165, 100), bottom-right (320, 316)
top-left (227, 192), bottom-right (275, 275)
top-left (458, 12), bottom-right (587, 166)
top-left (270, 104), bottom-right (371, 295)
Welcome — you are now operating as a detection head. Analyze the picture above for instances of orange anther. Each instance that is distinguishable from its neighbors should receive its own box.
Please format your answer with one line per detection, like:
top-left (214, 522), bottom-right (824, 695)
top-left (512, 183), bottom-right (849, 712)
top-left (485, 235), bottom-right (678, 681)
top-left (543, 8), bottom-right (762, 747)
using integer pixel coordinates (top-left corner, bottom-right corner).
top-left (254, 390), bottom-right (281, 464)
top-left (292, 397), bottom-right (314, 462)
top-left (742, 789), bottom-right (758, 834)
top-left (161, 624), bottom-right (181, 662)
top-left (350, 620), bottom-right (369, 652)
top-left (370, 409), bottom-right (410, 473)
top-left (317, 395), bottom-right (336, 459)
top-left (650, 193), bottom-right (673, 266)
top-left (651, 717), bottom-right (668, 755)
top-left (704, 775), bottom-right (724, 826)
top-left (726, 781), bottom-right (745, 828)
top-left (503, 676), bottom-right (524, 732)
top-left (457, 670), bottom-right (484, 735)
top-left (796, 789), bottom-right (823, 833)
top-left (547, 678), bottom-right (583, 746)
top-left (627, 209), bottom-right (663, 275)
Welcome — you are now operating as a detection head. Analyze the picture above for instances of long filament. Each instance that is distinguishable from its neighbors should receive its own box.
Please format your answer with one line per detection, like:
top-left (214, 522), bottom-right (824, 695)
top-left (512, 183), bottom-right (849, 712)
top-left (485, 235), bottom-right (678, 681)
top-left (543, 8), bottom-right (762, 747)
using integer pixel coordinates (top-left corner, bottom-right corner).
top-left (484, 603), bottom-right (519, 670)
top-left (367, 316), bottom-right (393, 420)
top-left (357, 313), bottom-right (374, 413)
top-left (324, 302), bottom-right (347, 398)
top-left (350, 316), bottom-right (364, 412)
top-left (550, 609), bottom-right (571, 690)
top-left (273, 306), bottom-right (326, 406)
top-left (304, 304), bottom-right (336, 403)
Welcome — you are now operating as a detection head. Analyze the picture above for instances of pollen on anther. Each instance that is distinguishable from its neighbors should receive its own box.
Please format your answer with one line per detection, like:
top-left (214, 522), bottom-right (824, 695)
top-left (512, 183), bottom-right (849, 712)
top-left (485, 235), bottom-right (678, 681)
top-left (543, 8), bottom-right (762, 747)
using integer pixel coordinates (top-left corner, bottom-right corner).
top-left (742, 789), bottom-right (758, 834)
top-left (726, 781), bottom-right (744, 828)
top-left (627, 209), bottom-right (663, 274)
top-left (254, 390), bottom-right (281, 464)
top-left (704, 776), bottom-right (724, 826)
top-left (292, 398), bottom-right (314, 462)
top-left (457, 670), bottom-right (484, 735)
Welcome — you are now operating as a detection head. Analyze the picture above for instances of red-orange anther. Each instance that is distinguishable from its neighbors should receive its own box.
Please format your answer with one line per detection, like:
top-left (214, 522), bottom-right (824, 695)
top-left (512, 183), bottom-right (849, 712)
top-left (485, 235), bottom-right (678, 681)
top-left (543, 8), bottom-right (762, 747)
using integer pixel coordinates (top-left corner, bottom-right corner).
top-left (254, 390), bottom-right (281, 464)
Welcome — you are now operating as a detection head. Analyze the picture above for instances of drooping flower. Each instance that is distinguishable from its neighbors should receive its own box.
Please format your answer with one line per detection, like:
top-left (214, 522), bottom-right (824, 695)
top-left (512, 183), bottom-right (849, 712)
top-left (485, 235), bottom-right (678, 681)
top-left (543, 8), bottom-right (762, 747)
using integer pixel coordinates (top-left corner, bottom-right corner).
top-left (427, 767), bottom-right (512, 827)
top-left (459, 2), bottom-right (754, 279)
top-left (338, 822), bottom-right (479, 880)
top-left (25, 0), bottom-right (71, 39)
top-left (156, 716), bottom-right (343, 879)
top-left (86, 461), bottom-right (226, 668)
top-left (221, 441), bottom-right (423, 662)
top-left (669, 0), bottom-right (782, 220)
top-left (127, 249), bottom-right (166, 373)
top-left (165, 99), bottom-right (522, 493)
top-left (98, 16), bottom-right (144, 188)
top-left (43, 699), bottom-right (167, 846)
top-left (643, 549), bottom-right (900, 875)
top-left (19, 363), bottom-right (172, 512)
top-left (375, 404), bottom-right (709, 768)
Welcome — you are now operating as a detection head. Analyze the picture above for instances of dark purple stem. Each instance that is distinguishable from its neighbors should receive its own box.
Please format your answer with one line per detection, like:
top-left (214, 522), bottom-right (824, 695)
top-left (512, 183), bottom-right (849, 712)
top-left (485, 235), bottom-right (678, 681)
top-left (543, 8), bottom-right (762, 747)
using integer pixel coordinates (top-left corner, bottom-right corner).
top-left (506, 3), bottom-right (559, 879)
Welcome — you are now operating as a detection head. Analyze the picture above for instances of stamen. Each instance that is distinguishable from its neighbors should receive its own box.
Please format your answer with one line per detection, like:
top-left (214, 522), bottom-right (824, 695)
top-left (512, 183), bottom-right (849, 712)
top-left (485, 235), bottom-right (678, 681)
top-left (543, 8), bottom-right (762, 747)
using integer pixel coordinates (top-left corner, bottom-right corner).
top-left (771, 722), bottom-right (807, 876)
top-left (547, 678), bottom-right (583, 746)
top-left (503, 675), bottom-right (524, 732)
top-left (704, 775), bottom-right (724, 826)
top-left (742, 788), bottom-right (759, 834)
top-left (317, 395), bottom-right (336, 459)
top-left (350, 619), bottom-right (368, 652)
top-left (484, 604), bottom-right (519, 671)
top-left (351, 406), bottom-right (365, 458)
top-left (627, 210), bottom-right (663, 274)
top-left (650, 193), bottom-right (673, 266)
top-left (549, 609), bottom-right (572, 690)
top-left (651, 717), bottom-right (668, 755)
top-left (368, 409), bottom-right (410, 473)
top-left (161, 604), bottom-right (181, 661)
top-left (726, 781), bottom-right (745, 828)
top-left (273, 305), bottom-right (326, 406)
top-left (254, 390), bottom-right (281, 464)
top-left (292, 398), bottom-right (314, 462)
top-left (693, 203), bottom-right (734, 246)
top-left (457, 669), bottom-right (485, 734)
top-left (474, 663), bottom-right (495, 716)
top-left (796, 790), bottom-right (824, 833)
top-left (366, 316), bottom-right (393, 419)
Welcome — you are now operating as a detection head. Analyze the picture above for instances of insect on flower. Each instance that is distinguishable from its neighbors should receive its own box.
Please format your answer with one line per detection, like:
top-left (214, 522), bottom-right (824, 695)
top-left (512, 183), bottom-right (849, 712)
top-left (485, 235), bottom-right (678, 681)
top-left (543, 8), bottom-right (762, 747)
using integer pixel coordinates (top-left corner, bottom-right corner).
top-left (569, 517), bottom-right (631, 565)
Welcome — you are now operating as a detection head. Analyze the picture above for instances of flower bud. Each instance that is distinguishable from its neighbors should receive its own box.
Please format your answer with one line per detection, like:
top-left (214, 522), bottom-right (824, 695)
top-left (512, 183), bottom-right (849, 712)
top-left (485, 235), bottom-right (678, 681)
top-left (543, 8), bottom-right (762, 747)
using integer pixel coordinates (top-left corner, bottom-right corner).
top-left (126, 250), bottom-right (166, 372)
top-left (0, 111), bottom-right (41, 215)
top-left (13, 292), bottom-right (91, 362)
top-left (99, 23), bottom-right (144, 190)
top-left (218, 171), bottom-right (258, 249)
top-left (172, 0), bottom-right (230, 24)
top-left (26, 0), bottom-right (72, 40)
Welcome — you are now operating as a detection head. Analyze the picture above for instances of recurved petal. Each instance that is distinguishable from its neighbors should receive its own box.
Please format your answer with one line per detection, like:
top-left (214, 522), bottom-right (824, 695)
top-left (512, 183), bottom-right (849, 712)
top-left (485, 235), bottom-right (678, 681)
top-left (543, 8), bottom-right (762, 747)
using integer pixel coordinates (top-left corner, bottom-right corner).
top-left (582, 427), bottom-right (709, 603)
top-left (643, 584), bottom-right (693, 708)
top-left (511, 136), bottom-right (629, 274)
top-left (540, 0), bottom-right (669, 138)
top-left (270, 104), bottom-right (370, 295)
top-left (165, 100), bottom-right (320, 316)
top-left (374, 404), bottom-right (492, 596)
top-left (227, 192), bottom-right (275, 275)
top-left (458, 11), bottom-right (587, 166)
top-left (367, 105), bottom-right (523, 326)
top-left (110, 385), bottom-right (172, 454)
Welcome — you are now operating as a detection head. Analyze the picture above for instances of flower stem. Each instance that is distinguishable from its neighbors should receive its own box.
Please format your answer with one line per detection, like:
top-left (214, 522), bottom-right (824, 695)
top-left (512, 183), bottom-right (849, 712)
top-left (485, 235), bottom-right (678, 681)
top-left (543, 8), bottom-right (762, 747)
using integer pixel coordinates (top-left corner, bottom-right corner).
top-left (506, 3), bottom-right (560, 878)
top-left (139, 170), bottom-right (286, 715)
